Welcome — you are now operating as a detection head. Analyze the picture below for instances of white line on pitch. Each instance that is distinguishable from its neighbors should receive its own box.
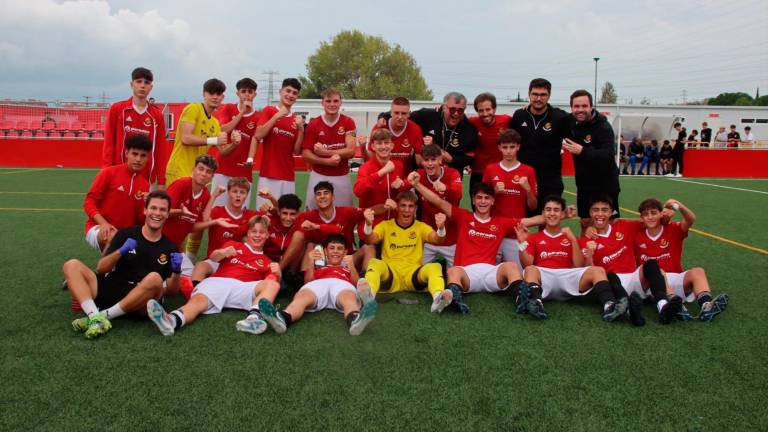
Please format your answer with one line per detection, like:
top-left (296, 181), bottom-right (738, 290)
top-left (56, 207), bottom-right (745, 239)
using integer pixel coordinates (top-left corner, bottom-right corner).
top-left (669, 178), bottom-right (768, 195)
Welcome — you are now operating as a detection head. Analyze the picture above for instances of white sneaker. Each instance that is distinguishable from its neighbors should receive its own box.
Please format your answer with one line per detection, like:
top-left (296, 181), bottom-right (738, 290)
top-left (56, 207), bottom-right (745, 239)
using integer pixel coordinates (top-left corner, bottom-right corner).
top-left (430, 289), bottom-right (453, 313)
top-left (147, 299), bottom-right (175, 336)
top-left (675, 173), bottom-right (683, 177)
top-left (356, 278), bottom-right (375, 306)
top-left (236, 313), bottom-right (267, 335)
top-left (349, 301), bottom-right (378, 336)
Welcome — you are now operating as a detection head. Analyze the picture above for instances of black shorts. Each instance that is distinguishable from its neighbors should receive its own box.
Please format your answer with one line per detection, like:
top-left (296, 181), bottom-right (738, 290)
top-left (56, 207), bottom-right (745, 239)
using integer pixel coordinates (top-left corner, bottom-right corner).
top-left (577, 190), bottom-right (620, 219)
top-left (94, 274), bottom-right (137, 310)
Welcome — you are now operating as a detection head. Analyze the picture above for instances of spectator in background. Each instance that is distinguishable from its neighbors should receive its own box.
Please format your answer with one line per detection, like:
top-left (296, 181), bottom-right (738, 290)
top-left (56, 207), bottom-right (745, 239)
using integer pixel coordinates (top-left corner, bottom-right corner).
top-left (619, 139), bottom-right (628, 175)
top-left (645, 140), bottom-right (660, 175)
top-left (742, 126), bottom-right (755, 146)
top-left (714, 126), bottom-right (728, 148)
top-left (672, 122), bottom-right (686, 177)
top-left (41, 112), bottom-right (57, 129)
top-left (627, 138), bottom-right (647, 175)
top-left (660, 140), bottom-right (674, 175)
top-left (700, 122), bottom-right (712, 147)
top-left (687, 129), bottom-right (699, 148)
top-left (727, 125), bottom-right (741, 148)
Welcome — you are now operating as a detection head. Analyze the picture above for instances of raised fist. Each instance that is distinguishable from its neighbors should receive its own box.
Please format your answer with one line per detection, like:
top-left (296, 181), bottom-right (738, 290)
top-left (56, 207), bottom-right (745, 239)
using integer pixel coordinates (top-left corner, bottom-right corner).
top-left (434, 212), bottom-right (446, 228)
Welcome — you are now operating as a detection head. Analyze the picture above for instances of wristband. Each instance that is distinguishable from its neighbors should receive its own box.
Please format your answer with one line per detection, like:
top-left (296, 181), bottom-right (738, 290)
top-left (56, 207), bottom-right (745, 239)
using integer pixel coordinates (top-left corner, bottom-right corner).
top-left (517, 241), bottom-right (529, 252)
top-left (363, 223), bottom-right (373, 235)
top-left (246, 157), bottom-right (254, 164)
top-left (436, 226), bottom-right (446, 237)
top-left (206, 137), bottom-right (218, 146)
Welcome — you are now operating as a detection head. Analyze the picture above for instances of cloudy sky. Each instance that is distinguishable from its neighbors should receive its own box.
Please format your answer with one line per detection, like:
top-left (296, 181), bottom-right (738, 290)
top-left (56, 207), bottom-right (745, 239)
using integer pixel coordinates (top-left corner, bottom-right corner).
top-left (1, 0), bottom-right (766, 105)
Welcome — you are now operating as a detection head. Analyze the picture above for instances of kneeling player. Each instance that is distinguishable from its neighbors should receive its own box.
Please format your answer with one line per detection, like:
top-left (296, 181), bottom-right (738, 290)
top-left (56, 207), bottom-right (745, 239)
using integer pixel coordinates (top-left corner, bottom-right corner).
top-left (515, 195), bottom-right (624, 321)
top-left (259, 234), bottom-right (378, 336)
top-left (64, 191), bottom-right (180, 339)
top-left (146, 215), bottom-right (280, 336)
top-left (360, 190), bottom-right (454, 313)
top-left (635, 198), bottom-right (728, 322)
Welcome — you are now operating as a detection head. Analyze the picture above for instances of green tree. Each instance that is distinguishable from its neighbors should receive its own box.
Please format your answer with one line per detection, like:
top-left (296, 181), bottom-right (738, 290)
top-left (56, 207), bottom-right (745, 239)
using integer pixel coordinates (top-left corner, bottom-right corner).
top-left (754, 95), bottom-right (768, 106)
top-left (706, 92), bottom-right (754, 106)
top-left (599, 81), bottom-right (618, 104)
top-left (299, 30), bottom-right (432, 100)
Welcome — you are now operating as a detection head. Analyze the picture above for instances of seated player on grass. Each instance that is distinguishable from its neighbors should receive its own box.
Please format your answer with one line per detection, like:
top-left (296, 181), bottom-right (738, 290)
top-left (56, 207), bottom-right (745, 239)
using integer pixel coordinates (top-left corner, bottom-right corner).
top-left (83, 135), bottom-right (152, 252)
top-left (580, 194), bottom-right (681, 326)
top-left (514, 195), bottom-right (624, 322)
top-left (259, 234), bottom-right (379, 336)
top-left (65, 191), bottom-right (181, 339)
top-left (146, 215), bottom-right (281, 336)
top-left (411, 177), bottom-right (542, 314)
top-left (359, 190), bottom-right (454, 313)
top-left (635, 198), bottom-right (729, 322)
top-left (184, 177), bottom-right (261, 297)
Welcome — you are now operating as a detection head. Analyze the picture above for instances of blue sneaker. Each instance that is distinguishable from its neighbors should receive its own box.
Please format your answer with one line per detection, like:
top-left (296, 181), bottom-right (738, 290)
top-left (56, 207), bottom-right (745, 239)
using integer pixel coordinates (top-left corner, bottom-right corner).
top-left (259, 298), bottom-right (287, 334)
top-left (676, 304), bottom-right (694, 321)
top-left (349, 300), bottom-right (378, 336)
top-left (526, 299), bottom-right (549, 320)
top-left (515, 282), bottom-right (530, 314)
top-left (448, 284), bottom-right (470, 314)
top-left (236, 310), bottom-right (267, 335)
top-left (699, 293), bottom-right (729, 322)
top-left (147, 299), bottom-right (174, 336)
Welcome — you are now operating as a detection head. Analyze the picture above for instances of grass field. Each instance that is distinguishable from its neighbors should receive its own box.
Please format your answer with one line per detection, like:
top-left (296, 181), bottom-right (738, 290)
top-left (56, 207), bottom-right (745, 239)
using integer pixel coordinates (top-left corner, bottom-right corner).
top-left (1, 167), bottom-right (767, 431)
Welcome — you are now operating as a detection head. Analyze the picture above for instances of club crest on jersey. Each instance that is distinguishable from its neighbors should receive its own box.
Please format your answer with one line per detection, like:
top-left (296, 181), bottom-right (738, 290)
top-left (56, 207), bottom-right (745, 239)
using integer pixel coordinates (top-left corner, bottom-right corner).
top-left (660, 239), bottom-right (669, 249)
top-left (409, 231), bottom-right (417, 239)
top-left (390, 232), bottom-right (397, 237)
top-left (256, 259), bottom-right (264, 266)
top-left (615, 232), bottom-right (624, 240)
top-left (513, 175), bottom-right (521, 182)
top-left (337, 126), bottom-right (345, 135)
top-left (247, 121), bottom-right (255, 129)
top-left (144, 117), bottom-right (152, 127)
top-left (158, 254), bottom-right (168, 265)
top-left (451, 138), bottom-right (459, 147)
top-left (223, 232), bottom-right (233, 238)
top-left (543, 122), bottom-right (552, 131)
top-left (402, 138), bottom-right (411, 148)
top-left (134, 191), bottom-right (144, 200)
top-left (584, 134), bottom-right (592, 144)
top-left (561, 239), bottom-right (571, 246)
top-left (489, 224), bottom-right (498, 232)
top-left (209, 126), bottom-right (216, 135)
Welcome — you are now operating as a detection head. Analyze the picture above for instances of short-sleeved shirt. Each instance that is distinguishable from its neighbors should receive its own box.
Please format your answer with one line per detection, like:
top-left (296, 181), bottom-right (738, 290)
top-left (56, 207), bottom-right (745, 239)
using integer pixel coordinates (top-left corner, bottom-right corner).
top-left (206, 206), bottom-right (262, 257)
top-left (213, 104), bottom-right (260, 178)
top-left (634, 222), bottom-right (687, 273)
top-left (416, 166), bottom-right (463, 245)
top-left (162, 177), bottom-right (211, 250)
top-left (369, 119), bottom-right (423, 173)
top-left (374, 219), bottom-right (434, 270)
top-left (314, 265), bottom-right (353, 284)
top-left (482, 161), bottom-right (537, 219)
top-left (467, 114), bottom-right (511, 172)
top-left (166, 103), bottom-right (221, 181)
top-left (527, 230), bottom-right (575, 269)
top-left (298, 206), bottom-right (364, 252)
top-left (258, 106), bottom-right (300, 181)
top-left (452, 206), bottom-right (519, 266)
top-left (104, 226), bottom-right (176, 283)
top-left (579, 219), bottom-right (642, 274)
top-left (212, 241), bottom-right (273, 282)
top-left (302, 114), bottom-right (356, 176)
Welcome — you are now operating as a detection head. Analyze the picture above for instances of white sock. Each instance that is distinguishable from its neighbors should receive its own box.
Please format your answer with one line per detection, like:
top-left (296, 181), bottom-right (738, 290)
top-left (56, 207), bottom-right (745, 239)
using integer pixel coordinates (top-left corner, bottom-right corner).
top-left (656, 299), bottom-right (668, 312)
top-left (80, 299), bottom-right (99, 318)
top-left (105, 303), bottom-right (126, 319)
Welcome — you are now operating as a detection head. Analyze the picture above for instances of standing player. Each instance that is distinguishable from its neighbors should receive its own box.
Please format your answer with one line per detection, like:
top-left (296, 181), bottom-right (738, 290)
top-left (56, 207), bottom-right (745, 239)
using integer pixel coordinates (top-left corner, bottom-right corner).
top-left (511, 78), bottom-right (569, 214)
top-left (635, 198), bottom-right (729, 322)
top-left (211, 77), bottom-right (259, 207)
top-left (562, 90), bottom-right (620, 223)
top-left (301, 88), bottom-right (357, 208)
top-left (102, 67), bottom-right (168, 189)
top-left (580, 195), bottom-right (681, 325)
top-left (411, 178), bottom-right (542, 314)
top-left (83, 135), bottom-right (152, 252)
top-left (482, 129), bottom-right (537, 265)
top-left (416, 145), bottom-right (463, 267)
top-left (146, 216), bottom-right (281, 336)
top-left (360, 191), bottom-right (453, 313)
top-left (367, 96), bottom-right (423, 173)
top-left (258, 234), bottom-right (379, 336)
top-left (467, 92), bottom-right (511, 190)
top-left (65, 191), bottom-right (181, 339)
top-left (250, 78), bottom-right (304, 208)
top-left (353, 128), bottom-right (408, 233)
top-left (514, 195), bottom-right (625, 321)
top-left (165, 78), bottom-right (229, 185)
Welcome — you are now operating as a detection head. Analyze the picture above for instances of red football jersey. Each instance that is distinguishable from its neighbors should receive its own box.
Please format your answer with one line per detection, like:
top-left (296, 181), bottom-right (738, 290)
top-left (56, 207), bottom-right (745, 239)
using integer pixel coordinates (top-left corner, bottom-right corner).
top-left (416, 167), bottom-right (463, 245)
top-left (162, 177), bottom-right (211, 250)
top-left (482, 162), bottom-right (537, 219)
top-left (83, 164), bottom-right (149, 234)
top-left (263, 212), bottom-right (297, 262)
top-left (257, 106), bottom-right (299, 181)
top-left (468, 114), bottom-right (511, 172)
top-left (634, 222), bottom-right (687, 273)
top-left (579, 219), bottom-right (643, 273)
top-left (353, 157), bottom-right (406, 232)
top-left (452, 206), bottom-right (518, 266)
top-left (527, 230), bottom-right (575, 269)
top-left (213, 104), bottom-right (260, 178)
top-left (298, 206), bottom-right (364, 251)
top-left (206, 206), bottom-right (262, 257)
top-left (368, 119), bottom-right (423, 173)
top-left (314, 265), bottom-right (353, 284)
top-left (212, 241), bottom-right (273, 282)
top-left (302, 114), bottom-right (356, 176)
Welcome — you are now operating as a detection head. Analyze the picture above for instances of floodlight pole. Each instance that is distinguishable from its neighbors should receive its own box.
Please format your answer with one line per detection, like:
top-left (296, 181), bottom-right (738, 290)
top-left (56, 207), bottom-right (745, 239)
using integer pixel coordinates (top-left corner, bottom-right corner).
top-left (593, 57), bottom-right (600, 103)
